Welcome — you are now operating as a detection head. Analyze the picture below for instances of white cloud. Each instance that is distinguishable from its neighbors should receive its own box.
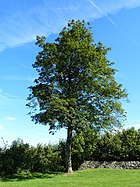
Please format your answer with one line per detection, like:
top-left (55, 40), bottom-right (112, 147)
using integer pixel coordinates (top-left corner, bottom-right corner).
top-left (0, 88), bottom-right (25, 119)
top-left (0, 125), bottom-right (4, 131)
top-left (122, 0), bottom-right (140, 9)
top-left (124, 123), bottom-right (140, 130)
top-left (0, 88), bottom-right (19, 100)
top-left (0, 0), bottom-right (140, 51)
top-left (1, 75), bottom-right (35, 82)
top-left (91, 0), bottom-right (140, 14)
top-left (6, 116), bottom-right (16, 121)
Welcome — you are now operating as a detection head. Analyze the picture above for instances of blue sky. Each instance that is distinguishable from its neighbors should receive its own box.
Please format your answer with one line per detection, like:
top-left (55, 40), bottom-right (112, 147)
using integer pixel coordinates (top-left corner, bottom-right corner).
top-left (0, 0), bottom-right (140, 146)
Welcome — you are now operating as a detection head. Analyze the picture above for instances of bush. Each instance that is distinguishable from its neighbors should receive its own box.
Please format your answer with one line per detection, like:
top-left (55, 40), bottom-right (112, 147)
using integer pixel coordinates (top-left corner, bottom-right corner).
top-left (0, 127), bottom-right (139, 175)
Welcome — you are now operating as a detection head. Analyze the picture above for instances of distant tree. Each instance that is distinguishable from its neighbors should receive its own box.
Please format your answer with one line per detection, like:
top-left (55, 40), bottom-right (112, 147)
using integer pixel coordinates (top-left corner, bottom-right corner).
top-left (119, 128), bottom-right (140, 160)
top-left (72, 126), bottom-right (100, 170)
top-left (27, 20), bottom-right (128, 172)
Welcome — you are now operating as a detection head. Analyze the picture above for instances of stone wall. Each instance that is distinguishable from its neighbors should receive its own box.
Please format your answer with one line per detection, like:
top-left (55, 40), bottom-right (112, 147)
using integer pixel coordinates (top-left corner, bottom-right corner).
top-left (80, 161), bottom-right (140, 170)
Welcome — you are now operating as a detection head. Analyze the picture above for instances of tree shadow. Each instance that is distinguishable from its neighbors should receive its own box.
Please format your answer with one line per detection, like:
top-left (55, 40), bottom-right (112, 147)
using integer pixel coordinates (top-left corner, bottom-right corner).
top-left (0, 171), bottom-right (58, 182)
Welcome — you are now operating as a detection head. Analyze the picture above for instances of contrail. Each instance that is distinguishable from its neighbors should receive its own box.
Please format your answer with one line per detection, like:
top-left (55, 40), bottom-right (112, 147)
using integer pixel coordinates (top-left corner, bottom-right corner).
top-left (120, 28), bottom-right (138, 46)
top-left (88, 0), bottom-right (118, 28)
top-left (18, 63), bottom-right (33, 71)
top-left (88, 0), bottom-right (139, 46)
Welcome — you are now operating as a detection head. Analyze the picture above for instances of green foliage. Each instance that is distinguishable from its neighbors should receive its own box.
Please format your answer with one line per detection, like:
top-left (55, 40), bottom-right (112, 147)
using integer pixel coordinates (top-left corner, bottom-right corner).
top-left (27, 19), bottom-right (127, 132)
top-left (27, 19), bottom-right (128, 172)
top-left (0, 128), bottom-right (139, 176)
top-left (0, 139), bottom-right (65, 176)
top-left (72, 126), bottom-right (100, 170)
top-left (71, 127), bottom-right (140, 169)
top-left (92, 127), bottom-right (140, 161)
top-left (119, 128), bottom-right (140, 160)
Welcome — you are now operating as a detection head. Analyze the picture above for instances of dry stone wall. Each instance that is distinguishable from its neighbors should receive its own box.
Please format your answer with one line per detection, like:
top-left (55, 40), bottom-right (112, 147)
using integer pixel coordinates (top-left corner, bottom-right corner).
top-left (80, 161), bottom-right (140, 170)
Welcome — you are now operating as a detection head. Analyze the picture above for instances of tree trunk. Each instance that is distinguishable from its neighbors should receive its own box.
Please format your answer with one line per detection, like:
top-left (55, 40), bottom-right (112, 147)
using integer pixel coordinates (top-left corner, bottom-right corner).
top-left (66, 125), bottom-right (73, 173)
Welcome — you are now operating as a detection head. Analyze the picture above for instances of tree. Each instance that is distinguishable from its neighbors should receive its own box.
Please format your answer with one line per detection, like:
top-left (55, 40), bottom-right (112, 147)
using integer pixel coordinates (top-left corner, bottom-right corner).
top-left (27, 20), bottom-right (128, 172)
top-left (119, 128), bottom-right (140, 160)
top-left (72, 126), bottom-right (100, 170)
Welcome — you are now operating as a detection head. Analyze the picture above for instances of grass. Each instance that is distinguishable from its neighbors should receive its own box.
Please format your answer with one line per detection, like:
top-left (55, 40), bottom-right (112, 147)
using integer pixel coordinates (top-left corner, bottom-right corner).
top-left (0, 169), bottom-right (140, 187)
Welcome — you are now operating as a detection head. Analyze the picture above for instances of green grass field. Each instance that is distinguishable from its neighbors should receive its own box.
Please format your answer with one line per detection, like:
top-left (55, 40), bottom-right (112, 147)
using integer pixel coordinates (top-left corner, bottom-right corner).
top-left (0, 169), bottom-right (140, 187)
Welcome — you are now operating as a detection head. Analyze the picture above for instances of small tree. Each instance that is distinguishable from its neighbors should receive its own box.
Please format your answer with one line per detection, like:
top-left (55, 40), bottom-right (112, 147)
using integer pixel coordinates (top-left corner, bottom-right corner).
top-left (27, 20), bottom-right (128, 172)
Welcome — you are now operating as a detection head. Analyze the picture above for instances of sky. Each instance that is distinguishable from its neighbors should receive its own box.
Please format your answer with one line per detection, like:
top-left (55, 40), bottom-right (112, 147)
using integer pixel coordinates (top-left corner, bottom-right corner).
top-left (0, 0), bottom-right (140, 146)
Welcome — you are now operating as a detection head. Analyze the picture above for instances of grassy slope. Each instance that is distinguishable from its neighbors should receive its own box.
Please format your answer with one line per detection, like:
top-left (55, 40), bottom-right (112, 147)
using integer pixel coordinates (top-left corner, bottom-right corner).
top-left (0, 169), bottom-right (140, 187)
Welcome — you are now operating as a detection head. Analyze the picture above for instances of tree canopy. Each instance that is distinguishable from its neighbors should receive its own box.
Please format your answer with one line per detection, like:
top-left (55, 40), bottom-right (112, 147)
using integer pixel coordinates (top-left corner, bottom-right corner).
top-left (27, 19), bottom-right (128, 172)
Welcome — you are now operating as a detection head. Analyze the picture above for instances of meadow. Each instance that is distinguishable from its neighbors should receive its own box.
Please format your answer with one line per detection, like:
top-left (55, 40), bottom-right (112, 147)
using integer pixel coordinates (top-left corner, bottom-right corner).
top-left (0, 168), bottom-right (140, 187)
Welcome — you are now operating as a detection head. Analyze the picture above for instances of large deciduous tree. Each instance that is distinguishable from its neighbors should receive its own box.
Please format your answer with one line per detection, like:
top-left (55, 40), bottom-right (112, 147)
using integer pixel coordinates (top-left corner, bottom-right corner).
top-left (27, 20), bottom-right (128, 172)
